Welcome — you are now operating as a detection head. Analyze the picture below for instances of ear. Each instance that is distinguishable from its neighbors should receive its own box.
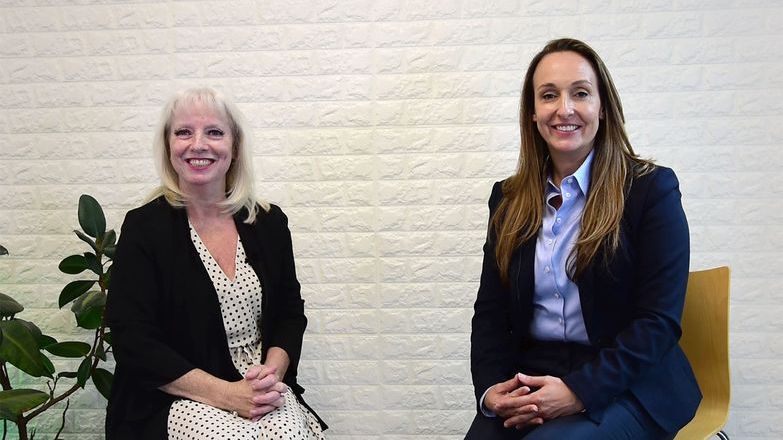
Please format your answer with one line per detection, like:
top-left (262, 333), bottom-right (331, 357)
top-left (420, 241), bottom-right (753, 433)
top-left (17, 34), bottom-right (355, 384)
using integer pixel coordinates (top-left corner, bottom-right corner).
top-left (599, 108), bottom-right (605, 119)
top-left (532, 114), bottom-right (537, 121)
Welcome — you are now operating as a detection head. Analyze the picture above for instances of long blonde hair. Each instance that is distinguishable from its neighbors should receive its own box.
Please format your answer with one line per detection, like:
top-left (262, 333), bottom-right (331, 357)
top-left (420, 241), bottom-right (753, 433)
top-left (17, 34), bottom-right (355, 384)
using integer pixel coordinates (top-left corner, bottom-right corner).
top-left (492, 38), bottom-right (654, 283)
top-left (149, 87), bottom-right (268, 223)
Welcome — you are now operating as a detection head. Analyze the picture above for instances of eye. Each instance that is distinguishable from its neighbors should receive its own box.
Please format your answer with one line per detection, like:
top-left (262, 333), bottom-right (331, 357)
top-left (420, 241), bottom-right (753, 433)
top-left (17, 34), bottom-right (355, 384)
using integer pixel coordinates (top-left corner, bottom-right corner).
top-left (540, 92), bottom-right (557, 101)
top-left (206, 128), bottom-right (225, 137)
top-left (173, 128), bottom-right (192, 138)
top-left (574, 90), bottom-right (590, 99)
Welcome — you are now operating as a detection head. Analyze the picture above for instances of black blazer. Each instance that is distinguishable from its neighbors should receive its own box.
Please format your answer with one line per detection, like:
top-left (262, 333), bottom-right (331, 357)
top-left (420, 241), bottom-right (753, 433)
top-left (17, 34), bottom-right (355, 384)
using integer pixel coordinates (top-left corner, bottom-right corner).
top-left (105, 197), bottom-right (325, 439)
top-left (470, 166), bottom-right (701, 433)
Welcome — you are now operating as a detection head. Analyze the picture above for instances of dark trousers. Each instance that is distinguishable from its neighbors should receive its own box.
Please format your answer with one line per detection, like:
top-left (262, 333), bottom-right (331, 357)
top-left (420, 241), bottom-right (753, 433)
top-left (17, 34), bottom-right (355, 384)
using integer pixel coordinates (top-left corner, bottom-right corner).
top-left (465, 340), bottom-right (672, 440)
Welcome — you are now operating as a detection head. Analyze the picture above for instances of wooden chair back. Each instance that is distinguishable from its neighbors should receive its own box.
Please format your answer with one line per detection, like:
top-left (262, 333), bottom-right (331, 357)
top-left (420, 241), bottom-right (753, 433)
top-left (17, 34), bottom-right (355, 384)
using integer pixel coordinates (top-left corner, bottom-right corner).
top-left (675, 266), bottom-right (731, 440)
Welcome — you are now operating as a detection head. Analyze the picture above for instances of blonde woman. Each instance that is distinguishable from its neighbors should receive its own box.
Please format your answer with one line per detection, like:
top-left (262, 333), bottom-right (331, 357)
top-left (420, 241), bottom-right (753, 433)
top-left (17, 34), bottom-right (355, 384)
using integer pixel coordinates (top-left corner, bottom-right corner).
top-left (467, 39), bottom-right (700, 439)
top-left (105, 88), bottom-right (326, 439)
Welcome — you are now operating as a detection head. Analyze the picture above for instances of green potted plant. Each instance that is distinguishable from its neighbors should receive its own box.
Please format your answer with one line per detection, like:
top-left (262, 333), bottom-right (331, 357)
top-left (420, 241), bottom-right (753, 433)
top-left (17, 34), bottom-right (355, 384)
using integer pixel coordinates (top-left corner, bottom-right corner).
top-left (0, 195), bottom-right (115, 439)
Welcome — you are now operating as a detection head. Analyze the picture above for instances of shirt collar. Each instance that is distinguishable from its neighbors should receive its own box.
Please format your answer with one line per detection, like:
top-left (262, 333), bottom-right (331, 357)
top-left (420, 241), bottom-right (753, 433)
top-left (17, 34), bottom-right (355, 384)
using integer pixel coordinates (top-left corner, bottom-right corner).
top-left (546, 148), bottom-right (595, 196)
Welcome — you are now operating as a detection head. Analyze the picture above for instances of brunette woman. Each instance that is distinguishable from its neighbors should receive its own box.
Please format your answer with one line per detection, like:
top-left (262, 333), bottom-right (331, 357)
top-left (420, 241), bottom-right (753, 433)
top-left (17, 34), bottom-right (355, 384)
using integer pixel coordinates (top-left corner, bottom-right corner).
top-left (467, 39), bottom-right (700, 439)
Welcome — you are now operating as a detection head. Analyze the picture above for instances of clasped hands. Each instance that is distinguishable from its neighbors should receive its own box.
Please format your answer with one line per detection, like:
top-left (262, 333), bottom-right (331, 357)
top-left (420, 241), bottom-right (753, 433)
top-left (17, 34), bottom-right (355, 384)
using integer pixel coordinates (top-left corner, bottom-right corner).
top-left (229, 364), bottom-right (287, 421)
top-left (484, 373), bottom-right (584, 429)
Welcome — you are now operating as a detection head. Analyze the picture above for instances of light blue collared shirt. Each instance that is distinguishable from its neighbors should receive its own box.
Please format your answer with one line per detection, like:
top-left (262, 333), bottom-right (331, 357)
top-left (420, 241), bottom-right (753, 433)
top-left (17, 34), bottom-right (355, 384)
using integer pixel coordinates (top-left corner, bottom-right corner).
top-left (530, 150), bottom-right (593, 344)
top-left (480, 150), bottom-right (595, 416)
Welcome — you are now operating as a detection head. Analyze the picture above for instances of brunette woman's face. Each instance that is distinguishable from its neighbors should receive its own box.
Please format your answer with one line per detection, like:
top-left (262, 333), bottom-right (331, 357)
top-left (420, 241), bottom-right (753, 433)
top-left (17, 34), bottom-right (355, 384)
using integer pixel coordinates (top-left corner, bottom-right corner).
top-left (532, 51), bottom-right (602, 162)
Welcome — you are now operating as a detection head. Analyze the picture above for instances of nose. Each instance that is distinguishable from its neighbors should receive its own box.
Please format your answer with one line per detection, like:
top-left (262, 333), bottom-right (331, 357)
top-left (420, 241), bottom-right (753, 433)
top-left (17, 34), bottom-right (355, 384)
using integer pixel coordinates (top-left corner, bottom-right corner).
top-left (192, 132), bottom-right (208, 150)
top-left (557, 96), bottom-right (574, 117)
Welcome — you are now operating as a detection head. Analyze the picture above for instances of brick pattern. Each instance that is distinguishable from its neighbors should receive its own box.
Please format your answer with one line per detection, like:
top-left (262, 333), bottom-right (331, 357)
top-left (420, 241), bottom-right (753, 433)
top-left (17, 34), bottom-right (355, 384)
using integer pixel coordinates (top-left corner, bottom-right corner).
top-left (1, 1), bottom-right (782, 438)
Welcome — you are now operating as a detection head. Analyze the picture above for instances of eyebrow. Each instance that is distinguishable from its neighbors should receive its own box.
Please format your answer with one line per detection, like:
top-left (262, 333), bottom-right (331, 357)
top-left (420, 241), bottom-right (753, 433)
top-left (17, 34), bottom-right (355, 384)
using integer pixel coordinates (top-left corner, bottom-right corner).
top-left (170, 121), bottom-right (228, 128)
top-left (537, 80), bottom-right (594, 90)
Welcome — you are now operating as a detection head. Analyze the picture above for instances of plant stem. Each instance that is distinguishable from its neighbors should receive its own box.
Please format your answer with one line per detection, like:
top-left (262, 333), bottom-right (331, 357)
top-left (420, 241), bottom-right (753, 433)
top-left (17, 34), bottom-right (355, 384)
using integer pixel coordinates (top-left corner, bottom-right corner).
top-left (25, 320), bottom-right (105, 421)
top-left (53, 398), bottom-right (69, 440)
top-left (0, 362), bottom-right (11, 390)
top-left (17, 418), bottom-right (27, 440)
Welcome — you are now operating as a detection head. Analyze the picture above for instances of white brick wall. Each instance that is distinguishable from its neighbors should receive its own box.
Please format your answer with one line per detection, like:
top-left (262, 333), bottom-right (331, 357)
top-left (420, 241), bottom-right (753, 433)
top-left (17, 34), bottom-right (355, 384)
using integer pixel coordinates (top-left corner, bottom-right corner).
top-left (1, 1), bottom-right (782, 438)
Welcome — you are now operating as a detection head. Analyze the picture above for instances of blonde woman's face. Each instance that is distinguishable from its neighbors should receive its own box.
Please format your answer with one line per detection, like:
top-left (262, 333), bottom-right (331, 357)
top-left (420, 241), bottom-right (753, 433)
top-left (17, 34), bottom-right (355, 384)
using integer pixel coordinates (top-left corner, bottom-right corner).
top-left (168, 103), bottom-right (234, 195)
top-left (532, 51), bottom-right (602, 163)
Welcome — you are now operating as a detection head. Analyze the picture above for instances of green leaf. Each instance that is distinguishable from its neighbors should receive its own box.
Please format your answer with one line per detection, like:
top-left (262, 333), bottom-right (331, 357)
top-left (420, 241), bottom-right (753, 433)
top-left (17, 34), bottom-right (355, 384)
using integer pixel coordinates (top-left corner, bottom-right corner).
top-left (57, 371), bottom-right (78, 379)
top-left (59, 255), bottom-right (88, 275)
top-left (76, 357), bottom-right (91, 388)
top-left (0, 320), bottom-right (53, 378)
top-left (15, 319), bottom-right (45, 348)
top-left (0, 244), bottom-right (7, 255)
top-left (11, 320), bottom-right (56, 373)
top-left (59, 280), bottom-right (95, 308)
top-left (0, 389), bottom-right (49, 421)
top-left (45, 341), bottom-right (91, 358)
top-left (103, 229), bottom-right (117, 247)
top-left (38, 334), bottom-right (57, 349)
top-left (91, 368), bottom-right (113, 400)
top-left (103, 244), bottom-right (117, 259)
top-left (97, 229), bottom-right (117, 253)
top-left (0, 293), bottom-right (24, 318)
top-left (102, 332), bottom-right (112, 345)
top-left (78, 195), bottom-right (106, 239)
top-left (71, 290), bottom-right (106, 330)
top-left (95, 342), bottom-right (106, 361)
top-left (74, 229), bottom-right (97, 253)
top-left (40, 352), bottom-right (55, 376)
top-left (99, 267), bottom-right (111, 290)
top-left (83, 252), bottom-right (102, 276)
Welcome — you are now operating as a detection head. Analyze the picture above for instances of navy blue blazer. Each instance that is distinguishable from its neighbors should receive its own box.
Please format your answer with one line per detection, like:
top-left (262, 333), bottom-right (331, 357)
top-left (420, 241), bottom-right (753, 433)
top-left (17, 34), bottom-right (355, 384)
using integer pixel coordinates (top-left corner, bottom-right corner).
top-left (470, 166), bottom-right (701, 433)
top-left (105, 197), bottom-right (325, 439)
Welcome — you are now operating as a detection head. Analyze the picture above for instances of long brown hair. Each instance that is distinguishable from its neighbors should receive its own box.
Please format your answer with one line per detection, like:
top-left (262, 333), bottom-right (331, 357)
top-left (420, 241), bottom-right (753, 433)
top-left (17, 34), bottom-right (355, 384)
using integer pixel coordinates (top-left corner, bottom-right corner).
top-left (492, 38), bottom-right (653, 284)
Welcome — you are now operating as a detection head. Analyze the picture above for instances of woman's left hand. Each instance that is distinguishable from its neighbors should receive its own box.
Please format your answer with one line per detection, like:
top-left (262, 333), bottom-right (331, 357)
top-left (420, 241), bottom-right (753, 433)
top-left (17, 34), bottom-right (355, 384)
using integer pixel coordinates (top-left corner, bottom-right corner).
top-left (503, 373), bottom-right (584, 429)
top-left (244, 365), bottom-right (287, 420)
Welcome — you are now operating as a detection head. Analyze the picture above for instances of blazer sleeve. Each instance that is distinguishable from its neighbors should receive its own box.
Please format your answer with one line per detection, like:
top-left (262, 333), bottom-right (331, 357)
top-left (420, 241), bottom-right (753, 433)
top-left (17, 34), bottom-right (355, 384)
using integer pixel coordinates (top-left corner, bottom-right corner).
top-left (262, 206), bottom-right (307, 378)
top-left (106, 209), bottom-right (196, 389)
top-left (563, 167), bottom-right (690, 413)
top-left (470, 181), bottom-right (515, 405)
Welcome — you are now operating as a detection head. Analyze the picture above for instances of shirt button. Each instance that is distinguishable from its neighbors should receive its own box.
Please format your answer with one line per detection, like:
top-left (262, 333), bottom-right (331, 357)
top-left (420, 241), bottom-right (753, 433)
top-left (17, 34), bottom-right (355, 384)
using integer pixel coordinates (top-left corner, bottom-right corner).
top-left (567, 178), bottom-right (574, 184)
top-left (547, 239), bottom-right (553, 245)
top-left (565, 193), bottom-right (571, 198)
top-left (556, 218), bottom-right (562, 223)
top-left (558, 317), bottom-right (564, 324)
top-left (545, 266), bottom-right (551, 273)
top-left (554, 293), bottom-right (560, 299)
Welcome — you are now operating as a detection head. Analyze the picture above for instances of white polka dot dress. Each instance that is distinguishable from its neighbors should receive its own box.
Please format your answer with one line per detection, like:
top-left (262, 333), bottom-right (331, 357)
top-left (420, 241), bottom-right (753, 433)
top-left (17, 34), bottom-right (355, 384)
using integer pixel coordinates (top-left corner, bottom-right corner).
top-left (167, 224), bottom-right (325, 440)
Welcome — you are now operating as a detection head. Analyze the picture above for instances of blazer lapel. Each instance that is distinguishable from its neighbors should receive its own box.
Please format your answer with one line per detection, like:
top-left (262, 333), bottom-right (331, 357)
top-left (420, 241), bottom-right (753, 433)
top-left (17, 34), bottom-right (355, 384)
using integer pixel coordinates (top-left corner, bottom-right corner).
top-left (234, 213), bottom-right (270, 298)
top-left (576, 263), bottom-right (597, 341)
top-left (512, 238), bottom-right (537, 320)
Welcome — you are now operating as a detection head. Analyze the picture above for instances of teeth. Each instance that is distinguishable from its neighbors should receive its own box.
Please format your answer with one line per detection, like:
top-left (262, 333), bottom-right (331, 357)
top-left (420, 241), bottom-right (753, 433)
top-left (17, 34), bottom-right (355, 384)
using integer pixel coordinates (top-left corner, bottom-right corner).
top-left (555, 125), bottom-right (579, 132)
top-left (188, 159), bottom-right (212, 167)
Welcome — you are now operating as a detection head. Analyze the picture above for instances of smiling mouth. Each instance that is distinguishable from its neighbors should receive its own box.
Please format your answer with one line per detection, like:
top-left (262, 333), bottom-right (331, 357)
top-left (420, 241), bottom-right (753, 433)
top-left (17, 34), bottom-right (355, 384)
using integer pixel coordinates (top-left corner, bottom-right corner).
top-left (553, 124), bottom-right (580, 132)
top-left (187, 158), bottom-right (215, 168)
